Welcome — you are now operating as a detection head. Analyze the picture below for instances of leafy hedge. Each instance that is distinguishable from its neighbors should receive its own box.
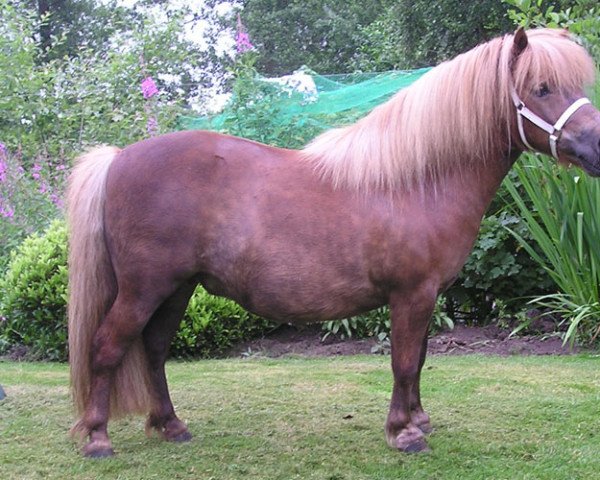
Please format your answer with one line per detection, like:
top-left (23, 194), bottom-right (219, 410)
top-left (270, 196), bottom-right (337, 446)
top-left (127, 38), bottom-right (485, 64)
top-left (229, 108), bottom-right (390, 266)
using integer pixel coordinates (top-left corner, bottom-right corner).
top-left (0, 220), bottom-right (273, 360)
top-left (0, 220), bottom-right (68, 360)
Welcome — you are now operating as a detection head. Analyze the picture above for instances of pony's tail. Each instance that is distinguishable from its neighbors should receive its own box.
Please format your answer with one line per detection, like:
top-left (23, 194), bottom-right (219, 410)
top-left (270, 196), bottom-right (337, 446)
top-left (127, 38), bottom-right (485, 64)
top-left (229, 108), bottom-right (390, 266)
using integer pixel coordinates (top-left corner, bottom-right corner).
top-left (67, 147), bottom-right (153, 432)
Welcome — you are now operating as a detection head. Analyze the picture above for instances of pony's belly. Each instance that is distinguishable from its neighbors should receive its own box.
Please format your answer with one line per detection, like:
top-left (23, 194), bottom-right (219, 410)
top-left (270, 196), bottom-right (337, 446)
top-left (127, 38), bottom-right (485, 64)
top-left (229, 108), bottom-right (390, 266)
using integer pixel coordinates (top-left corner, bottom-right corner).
top-left (244, 279), bottom-right (386, 324)
top-left (200, 269), bottom-right (385, 323)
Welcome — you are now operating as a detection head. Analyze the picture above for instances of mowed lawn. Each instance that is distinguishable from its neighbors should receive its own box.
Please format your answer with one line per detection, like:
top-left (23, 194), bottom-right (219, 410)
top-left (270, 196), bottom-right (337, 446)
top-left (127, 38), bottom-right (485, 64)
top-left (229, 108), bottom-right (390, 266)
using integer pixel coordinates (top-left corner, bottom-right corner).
top-left (1, 354), bottom-right (599, 480)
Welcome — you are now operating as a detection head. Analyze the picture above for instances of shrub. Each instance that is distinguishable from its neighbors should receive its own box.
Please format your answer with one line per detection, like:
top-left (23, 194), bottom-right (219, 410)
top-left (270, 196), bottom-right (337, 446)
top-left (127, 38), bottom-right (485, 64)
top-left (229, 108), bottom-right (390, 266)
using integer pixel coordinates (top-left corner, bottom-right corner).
top-left (0, 220), bottom-right (273, 360)
top-left (172, 289), bottom-right (273, 358)
top-left (445, 205), bottom-right (553, 322)
top-left (0, 220), bottom-right (68, 360)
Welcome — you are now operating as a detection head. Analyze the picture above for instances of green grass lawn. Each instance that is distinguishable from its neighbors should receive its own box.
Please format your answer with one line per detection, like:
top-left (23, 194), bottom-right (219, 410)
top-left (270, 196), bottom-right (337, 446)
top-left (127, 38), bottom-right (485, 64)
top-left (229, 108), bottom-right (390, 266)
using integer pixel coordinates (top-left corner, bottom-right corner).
top-left (1, 354), bottom-right (599, 479)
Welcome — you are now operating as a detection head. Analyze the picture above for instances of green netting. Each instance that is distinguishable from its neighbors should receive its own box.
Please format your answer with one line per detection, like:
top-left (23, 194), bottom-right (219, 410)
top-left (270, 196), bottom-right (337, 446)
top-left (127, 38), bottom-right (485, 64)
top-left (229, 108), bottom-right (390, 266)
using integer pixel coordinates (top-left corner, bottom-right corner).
top-left (178, 67), bottom-right (431, 136)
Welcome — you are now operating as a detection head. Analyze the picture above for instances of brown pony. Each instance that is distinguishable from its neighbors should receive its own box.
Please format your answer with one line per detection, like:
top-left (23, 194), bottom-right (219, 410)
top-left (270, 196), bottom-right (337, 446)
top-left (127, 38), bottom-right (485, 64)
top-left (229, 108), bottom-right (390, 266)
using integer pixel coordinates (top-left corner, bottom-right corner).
top-left (67, 28), bottom-right (600, 457)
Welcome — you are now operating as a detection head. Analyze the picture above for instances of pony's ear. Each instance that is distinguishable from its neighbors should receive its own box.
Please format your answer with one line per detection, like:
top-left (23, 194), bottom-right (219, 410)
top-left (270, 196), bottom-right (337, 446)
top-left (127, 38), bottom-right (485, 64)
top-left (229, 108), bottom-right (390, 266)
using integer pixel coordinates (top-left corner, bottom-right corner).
top-left (512, 27), bottom-right (528, 58)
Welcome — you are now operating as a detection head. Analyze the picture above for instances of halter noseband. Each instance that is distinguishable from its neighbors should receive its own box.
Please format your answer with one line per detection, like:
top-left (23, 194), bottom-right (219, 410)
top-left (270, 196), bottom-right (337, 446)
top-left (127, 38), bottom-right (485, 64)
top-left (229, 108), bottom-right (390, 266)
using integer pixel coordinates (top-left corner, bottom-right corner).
top-left (510, 87), bottom-right (590, 160)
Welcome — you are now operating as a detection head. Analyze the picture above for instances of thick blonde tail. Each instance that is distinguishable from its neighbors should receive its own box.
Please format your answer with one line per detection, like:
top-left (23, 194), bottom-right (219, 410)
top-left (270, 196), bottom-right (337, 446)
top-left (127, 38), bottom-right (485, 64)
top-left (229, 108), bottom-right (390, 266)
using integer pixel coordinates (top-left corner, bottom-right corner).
top-left (67, 147), bottom-right (153, 426)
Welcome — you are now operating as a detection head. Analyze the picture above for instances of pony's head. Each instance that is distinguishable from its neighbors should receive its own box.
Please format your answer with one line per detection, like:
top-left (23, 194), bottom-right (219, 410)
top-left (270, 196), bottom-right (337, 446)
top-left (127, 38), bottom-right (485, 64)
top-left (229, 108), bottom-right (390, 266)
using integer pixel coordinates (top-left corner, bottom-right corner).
top-left (508, 28), bottom-right (600, 175)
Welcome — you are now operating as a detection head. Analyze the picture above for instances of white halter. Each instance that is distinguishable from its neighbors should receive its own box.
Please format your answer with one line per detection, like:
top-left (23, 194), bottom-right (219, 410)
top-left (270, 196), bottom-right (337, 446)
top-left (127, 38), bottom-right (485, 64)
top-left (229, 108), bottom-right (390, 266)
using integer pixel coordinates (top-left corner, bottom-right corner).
top-left (510, 87), bottom-right (590, 160)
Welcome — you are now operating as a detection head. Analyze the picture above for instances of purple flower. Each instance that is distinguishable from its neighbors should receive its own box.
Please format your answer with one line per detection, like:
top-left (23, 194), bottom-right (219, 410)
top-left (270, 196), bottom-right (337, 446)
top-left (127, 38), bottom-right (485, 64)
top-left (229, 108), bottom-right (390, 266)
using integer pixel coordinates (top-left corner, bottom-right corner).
top-left (0, 160), bottom-right (6, 183)
top-left (1, 204), bottom-right (14, 219)
top-left (146, 116), bottom-right (158, 136)
top-left (0, 142), bottom-right (6, 157)
top-left (141, 77), bottom-right (159, 99)
top-left (236, 32), bottom-right (254, 54)
top-left (236, 15), bottom-right (254, 54)
top-left (32, 163), bottom-right (42, 180)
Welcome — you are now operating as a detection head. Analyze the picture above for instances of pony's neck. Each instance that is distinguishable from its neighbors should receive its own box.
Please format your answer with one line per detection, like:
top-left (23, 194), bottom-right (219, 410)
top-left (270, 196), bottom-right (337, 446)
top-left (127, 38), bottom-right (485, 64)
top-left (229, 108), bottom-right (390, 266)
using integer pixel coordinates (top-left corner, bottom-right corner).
top-left (301, 36), bottom-right (510, 192)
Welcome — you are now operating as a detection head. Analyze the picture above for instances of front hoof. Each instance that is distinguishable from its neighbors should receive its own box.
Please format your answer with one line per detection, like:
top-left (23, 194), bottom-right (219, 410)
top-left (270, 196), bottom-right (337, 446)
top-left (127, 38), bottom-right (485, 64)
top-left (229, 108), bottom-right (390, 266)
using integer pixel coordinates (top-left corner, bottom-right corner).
top-left (402, 438), bottom-right (431, 454)
top-left (386, 425), bottom-right (430, 453)
top-left (82, 442), bottom-right (115, 458)
top-left (168, 430), bottom-right (193, 443)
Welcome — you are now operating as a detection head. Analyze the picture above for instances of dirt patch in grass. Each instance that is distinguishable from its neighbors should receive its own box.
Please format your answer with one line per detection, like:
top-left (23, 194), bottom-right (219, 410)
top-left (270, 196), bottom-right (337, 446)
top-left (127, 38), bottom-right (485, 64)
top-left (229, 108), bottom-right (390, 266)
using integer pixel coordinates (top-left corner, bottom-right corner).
top-left (229, 323), bottom-right (578, 358)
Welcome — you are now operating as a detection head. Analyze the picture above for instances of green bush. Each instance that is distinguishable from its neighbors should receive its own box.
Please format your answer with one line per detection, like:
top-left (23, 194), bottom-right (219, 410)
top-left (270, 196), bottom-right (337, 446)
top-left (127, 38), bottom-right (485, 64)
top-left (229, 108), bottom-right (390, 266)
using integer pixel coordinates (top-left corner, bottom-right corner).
top-left (172, 289), bottom-right (273, 358)
top-left (446, 206), bottom-right (553, 321)
top-left (0, 220), bottom-right (273, 360)
top-left (0, 220), bottom-right (68, 360)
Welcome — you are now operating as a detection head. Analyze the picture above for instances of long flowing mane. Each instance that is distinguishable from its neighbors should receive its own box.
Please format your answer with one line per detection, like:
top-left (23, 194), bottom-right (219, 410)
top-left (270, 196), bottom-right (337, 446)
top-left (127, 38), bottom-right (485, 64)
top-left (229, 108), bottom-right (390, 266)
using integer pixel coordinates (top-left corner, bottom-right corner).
top-left (301, 29), bottom-right (595, 190)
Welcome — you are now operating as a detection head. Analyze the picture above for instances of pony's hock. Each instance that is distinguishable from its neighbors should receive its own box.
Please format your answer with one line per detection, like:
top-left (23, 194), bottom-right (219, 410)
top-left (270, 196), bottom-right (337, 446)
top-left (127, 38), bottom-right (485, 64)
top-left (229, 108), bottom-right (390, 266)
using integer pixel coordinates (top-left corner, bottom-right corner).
top-left (66, 28), bottom-right (600, 458)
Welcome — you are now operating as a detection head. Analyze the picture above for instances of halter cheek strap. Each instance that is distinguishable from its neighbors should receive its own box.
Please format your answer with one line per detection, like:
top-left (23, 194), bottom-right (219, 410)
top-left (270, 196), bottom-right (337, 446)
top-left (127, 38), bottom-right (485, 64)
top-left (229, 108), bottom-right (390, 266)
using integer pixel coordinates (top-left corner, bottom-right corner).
top-left (510, 87), bottom-right (591, 160)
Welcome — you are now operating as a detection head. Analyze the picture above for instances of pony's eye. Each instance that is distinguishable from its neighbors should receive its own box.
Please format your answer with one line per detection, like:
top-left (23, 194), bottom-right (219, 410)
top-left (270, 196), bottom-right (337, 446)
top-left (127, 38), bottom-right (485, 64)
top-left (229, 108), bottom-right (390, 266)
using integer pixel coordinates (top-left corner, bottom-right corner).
top-left (535, 83), bottom-right (551, 97)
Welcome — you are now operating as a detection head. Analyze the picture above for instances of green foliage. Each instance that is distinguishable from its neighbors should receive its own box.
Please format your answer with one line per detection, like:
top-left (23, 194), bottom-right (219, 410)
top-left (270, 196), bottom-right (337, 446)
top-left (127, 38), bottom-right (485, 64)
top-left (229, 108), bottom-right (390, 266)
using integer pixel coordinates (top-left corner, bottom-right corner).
top-left (172, 287), bottom-right (273, 358)
top-left (352, 0), bottom-right (513, 71)
top-left (0, 0), bottom-right (200, 165)
top-left (0, 151), bottom-right (64, 272)
top-left (446, 205), bottom-right (553, 320)
top-left (505, 0), bottom-right (600, 59)
top-left (30, 0), bottom-right (132, 62)
top-left (0, 220), bottom-right (68, 360)
top-left (0, 219), bottom-right (272, 360)
top-left (217, 55), bottom-right (325, 148)
top-left (505, 157), bottom-right (600, 347)
top-left (235, 0), bottom-right (513, 76)
top-left (234, 0), bottom-right (385, 76)
top-left (322, 297), bottom-right (454, 346)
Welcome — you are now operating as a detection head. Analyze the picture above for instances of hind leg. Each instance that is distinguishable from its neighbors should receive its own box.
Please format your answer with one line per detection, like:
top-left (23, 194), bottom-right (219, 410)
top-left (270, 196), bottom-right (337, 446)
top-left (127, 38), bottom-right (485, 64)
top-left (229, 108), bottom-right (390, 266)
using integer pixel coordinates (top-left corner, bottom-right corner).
top-left (76, 284), bottom-right (173, 458)
top-left (143, 281), bottom-right (196, 442)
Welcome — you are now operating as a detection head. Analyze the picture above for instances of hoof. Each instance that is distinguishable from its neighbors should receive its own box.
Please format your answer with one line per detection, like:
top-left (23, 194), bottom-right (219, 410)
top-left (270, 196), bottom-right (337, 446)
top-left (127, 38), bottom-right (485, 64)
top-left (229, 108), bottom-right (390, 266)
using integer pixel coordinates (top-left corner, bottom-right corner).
top-left (83, 444), bottom-right (115, 458)
top-left (168, 430), bottom-right (193, 443)
top-left (402, 438), bottom-right (431, 454)
top-left (386, 424), bottom-right (430, 453)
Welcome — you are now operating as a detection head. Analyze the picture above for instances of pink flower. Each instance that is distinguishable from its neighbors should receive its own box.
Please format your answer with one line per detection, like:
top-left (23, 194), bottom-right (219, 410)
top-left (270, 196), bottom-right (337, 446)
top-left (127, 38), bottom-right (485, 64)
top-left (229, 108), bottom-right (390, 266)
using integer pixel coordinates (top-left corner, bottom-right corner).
top-left (32, 163), bottom-right (42, 180)
top-left (236, 15), bottom-right (254, 54)
top-left (141, 77), bottom-right (159, 99)
top-left (0, 159), bottom-right (6, 183)
top-left (236, 32), bottom-right (254, 53)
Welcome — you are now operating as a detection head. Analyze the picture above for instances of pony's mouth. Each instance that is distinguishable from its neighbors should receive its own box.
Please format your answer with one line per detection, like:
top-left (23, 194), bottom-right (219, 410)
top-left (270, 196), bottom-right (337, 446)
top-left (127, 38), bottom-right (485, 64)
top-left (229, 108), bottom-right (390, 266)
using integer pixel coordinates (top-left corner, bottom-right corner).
top-left (560, 140), bottom-right (600, 176)
top-left (575, 153), bottom-right (600, 177)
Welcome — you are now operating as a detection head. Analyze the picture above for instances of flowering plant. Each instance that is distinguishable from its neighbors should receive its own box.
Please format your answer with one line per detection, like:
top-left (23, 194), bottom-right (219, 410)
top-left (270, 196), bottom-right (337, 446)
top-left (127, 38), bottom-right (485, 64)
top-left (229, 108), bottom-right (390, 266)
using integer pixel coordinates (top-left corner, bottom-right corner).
top-left (141, 76), bottom-right (159, 99)
top-left (236, 14), bottom-right (254, 54)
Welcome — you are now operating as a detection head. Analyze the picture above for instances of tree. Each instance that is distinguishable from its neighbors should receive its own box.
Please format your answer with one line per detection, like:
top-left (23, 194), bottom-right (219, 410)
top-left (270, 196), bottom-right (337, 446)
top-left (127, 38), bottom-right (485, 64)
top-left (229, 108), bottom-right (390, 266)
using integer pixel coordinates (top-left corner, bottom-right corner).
top-left (232, 0), bottom-right (388, 75)
top-left (26, 0), bottom-right (131, 61)
top-left (352, 0), bottom-right (515, 71)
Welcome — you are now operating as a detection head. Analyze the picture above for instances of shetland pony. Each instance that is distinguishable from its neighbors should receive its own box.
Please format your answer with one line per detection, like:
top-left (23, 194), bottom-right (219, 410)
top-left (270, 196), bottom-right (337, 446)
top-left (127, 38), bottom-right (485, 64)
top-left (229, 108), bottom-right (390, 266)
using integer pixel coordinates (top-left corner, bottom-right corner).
top-left (67, 28), bottom-right (600, 457)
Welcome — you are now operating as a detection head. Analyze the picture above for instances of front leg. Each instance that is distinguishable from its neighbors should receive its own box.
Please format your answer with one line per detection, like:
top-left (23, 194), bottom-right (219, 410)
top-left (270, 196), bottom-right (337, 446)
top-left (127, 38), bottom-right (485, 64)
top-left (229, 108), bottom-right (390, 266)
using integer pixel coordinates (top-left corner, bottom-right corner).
top-left (385, 284), bottom-right (436, 453)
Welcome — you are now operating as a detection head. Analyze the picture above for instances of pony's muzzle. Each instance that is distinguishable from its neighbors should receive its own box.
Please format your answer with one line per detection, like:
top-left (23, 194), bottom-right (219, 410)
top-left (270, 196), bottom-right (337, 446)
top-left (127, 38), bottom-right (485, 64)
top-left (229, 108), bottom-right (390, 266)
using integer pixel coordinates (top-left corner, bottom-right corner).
top-left (559, 128), bottom-right (600, 176)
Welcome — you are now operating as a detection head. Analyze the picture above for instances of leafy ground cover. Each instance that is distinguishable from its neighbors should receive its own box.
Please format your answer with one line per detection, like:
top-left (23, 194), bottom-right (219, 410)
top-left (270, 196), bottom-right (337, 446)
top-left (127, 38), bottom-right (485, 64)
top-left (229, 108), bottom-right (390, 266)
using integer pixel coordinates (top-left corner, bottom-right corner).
top-left (1, 354), bottom-right (599, 479)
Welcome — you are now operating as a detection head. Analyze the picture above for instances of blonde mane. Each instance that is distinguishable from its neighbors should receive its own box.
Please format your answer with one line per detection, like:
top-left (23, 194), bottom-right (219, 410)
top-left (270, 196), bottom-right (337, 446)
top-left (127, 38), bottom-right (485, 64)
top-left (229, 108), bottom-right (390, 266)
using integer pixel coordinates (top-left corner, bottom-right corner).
top-left (302, 29), bottom-right (596, 190)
